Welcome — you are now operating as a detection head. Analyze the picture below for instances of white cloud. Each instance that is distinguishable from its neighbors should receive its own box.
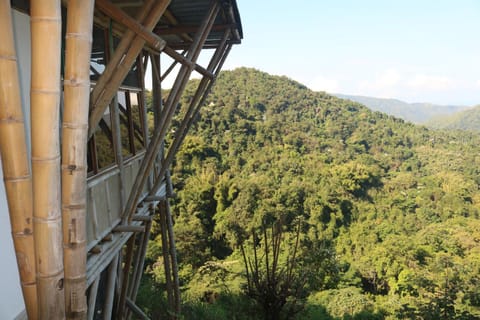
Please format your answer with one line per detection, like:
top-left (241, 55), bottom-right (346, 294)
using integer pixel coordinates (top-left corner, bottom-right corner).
top-left (308, 75), bottom-right (340, 93)
top-left (406, 74), bottom-right (452, 90)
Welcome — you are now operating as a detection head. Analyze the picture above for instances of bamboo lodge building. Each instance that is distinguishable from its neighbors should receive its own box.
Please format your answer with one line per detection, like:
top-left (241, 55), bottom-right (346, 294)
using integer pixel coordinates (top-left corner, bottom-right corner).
top-left (0, 0), bottom-right (242, 318)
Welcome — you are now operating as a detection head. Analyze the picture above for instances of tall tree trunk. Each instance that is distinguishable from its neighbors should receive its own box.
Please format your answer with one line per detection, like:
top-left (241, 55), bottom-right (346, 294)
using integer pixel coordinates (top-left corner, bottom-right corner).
top-left (62, 0), bottom-right (95, 318)
top-left (30, 0), bottom-right (65, 318)
top-left (0, 1), bottom-right (38, 318)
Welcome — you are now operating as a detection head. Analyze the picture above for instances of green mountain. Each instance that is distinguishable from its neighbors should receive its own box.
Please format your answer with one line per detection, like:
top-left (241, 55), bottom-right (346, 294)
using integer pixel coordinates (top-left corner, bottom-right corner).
top-left (140, 68), bottom-right (480, 319)
top-left (335, 94), bottom-right (468, 124)
top-left (428, 104), bottom-right (480, 131)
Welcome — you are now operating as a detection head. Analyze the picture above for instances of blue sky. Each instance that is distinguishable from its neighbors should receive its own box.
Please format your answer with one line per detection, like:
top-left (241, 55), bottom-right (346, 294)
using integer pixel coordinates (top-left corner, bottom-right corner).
top-left (221, 0), bottom-right (480, 105)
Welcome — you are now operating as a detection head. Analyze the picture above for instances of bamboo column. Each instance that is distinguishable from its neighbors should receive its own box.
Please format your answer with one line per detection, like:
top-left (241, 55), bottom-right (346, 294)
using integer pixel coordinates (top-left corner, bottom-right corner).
top-left (0, 1), bottom-right (38, 318)
top-left (148, 31), bottom-right (230, 197)
top-left (30, 0), bottom-right (65, 318)
top-left (62, 0), bottom-right (95, 318)
top-left (88, 0), bottom-right (170, 137)
top-left (123, 0), bottom-right (221, 223)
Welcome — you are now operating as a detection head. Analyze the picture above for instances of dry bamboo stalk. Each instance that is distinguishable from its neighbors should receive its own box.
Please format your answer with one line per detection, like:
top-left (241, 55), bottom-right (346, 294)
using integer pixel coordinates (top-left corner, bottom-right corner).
top-left (117, 236), bottom-right (135, 319)
top-left (95, 0), bottom-right (165, 51)
top-left (149, 31), bottom-right (231, 196)
top-left (103, 256), bottom-right (119, 320)
top-left (158, 202), bottom-right (174, 315)
top-left (30, 1), bottom-right (65, 318)
top-left (62, 0), bottom-right (95, 318)
top-left (123, 1), bottom-right (220, 224)
top-left (87, 277), bottom-right (100, 320)
top-left (90, 0), bottom-right (154, 112)
top-left (164, 200), bottom-right (180, 316)
top-left (89, 0), bottom-right (170, 137)
top-left (0, 1), bottom-right (38, 318)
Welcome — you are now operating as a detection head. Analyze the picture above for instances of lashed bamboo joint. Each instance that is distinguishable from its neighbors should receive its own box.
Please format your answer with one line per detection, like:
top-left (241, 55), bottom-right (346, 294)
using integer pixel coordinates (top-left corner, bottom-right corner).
top-left (2, 0), bottom-right (242, 318)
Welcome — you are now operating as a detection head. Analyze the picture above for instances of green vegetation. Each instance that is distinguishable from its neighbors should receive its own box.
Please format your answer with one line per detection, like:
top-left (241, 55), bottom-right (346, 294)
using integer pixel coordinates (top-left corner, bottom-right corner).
top-left (428, 104), bottom-right (480, 131)
top-left (139, 68), bottom-right (480, 319)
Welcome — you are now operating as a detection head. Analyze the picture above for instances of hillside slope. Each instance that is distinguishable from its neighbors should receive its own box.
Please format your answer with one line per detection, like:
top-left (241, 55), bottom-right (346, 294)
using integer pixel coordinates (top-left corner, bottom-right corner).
top-left (140, 68), bottom-right (480, 319)
top-left (335, 93), bottom-right (468, 124)
top-left (428, 104), bottom-right (480, 131)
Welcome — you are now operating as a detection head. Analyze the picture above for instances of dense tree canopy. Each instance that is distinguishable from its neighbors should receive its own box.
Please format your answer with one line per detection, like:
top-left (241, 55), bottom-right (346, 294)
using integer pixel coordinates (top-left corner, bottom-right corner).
top-left (139, 68), bottom-right (480, 319)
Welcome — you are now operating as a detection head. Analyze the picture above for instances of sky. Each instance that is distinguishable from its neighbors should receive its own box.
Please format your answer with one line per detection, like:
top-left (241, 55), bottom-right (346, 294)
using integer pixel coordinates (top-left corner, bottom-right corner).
top-left (219, 0), bottom-right (480, 106)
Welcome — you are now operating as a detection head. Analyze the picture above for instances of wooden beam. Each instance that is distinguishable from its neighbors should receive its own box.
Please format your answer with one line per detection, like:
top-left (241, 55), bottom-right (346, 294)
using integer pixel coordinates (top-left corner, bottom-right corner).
top-left (168, 39), bottom-right (241, 50)
top-left (122, 0), bottom-right (220, 224)
top-left (95, 0), bottom-right (165, 51)
top-left (149, 31), bottom-right (231, 197)
top-left (126, 298), bottom-right (150, 320)
top-left (113, 225), bottom-right (145, 233)
top-left (155, 23), bottom-right (236, 36)
top-left (89, 0), bottom-right (170, 138)
top-left (163, 9), bottom-right (192, 42)
top-left (163, 46), bottom-right (215, 79)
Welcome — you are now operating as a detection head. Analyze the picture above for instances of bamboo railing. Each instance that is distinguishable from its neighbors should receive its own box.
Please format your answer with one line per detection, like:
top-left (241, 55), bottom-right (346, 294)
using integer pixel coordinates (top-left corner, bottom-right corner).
top-left (0, 1), bottom-right (38, 318)
top-left (62, 0), bottom-right (95, 318)
top-left (30, 1), bottom-right (65, 318)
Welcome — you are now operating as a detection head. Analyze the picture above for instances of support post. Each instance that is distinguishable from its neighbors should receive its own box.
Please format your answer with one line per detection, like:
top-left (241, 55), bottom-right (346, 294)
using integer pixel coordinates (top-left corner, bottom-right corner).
top-left (89, 0), bottom-right (171, 137)
top-left (0, 1), bottom-right (37, 318)
top-left (30, 1), bottom-right (65, 318)
top-left (122, 0), bottom-right (221, 224)
top-left (62, 1), bottom-right (95, 318)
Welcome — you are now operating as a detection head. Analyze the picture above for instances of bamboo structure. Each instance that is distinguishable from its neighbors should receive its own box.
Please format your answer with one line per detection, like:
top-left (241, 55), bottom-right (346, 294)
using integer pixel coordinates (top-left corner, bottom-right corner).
top-left (62, 0), bottom-right (95, 318)
top-left (30, 0), bottom-right (65, 318)
top-left (0, 1), bottom-right (37, 318)
top-left (2, 1), bottom-right (242, 317)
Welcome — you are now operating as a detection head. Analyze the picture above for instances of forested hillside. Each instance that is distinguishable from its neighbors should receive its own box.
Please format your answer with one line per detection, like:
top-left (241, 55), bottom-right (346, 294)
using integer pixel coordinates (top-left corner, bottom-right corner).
top-left (335, 94), bottom-right (468, 124)
top-left (428, 105), bottom-right (480, 131)
top-left (139, 68), bottom-right (480, 319)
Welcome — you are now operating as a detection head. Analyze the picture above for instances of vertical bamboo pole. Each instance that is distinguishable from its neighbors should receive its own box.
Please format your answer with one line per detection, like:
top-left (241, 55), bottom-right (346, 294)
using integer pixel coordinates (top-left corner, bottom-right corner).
top-left (30, 0), bottom-right (65, 318)
top-left (103, 256), bottom-right (119, 320)
top-left (158, 202), bottom-right (174, 315)
top-left (148, 32), bottom-right (231, 196)
top-left (0, 1), bottom-right (38, 318)
top-left (123, 0), bottom-right (220, 223)
top-left (62, 0), bottom-right (95, 318)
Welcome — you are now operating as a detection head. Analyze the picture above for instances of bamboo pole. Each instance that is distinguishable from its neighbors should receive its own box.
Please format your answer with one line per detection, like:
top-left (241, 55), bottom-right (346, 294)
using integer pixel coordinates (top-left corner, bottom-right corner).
top-left (89, 0), bottom-right (171, 138)
top-left (122, 0), bottom-right (220, 223)
top-left (30, 1), bottom-right (65, 318)
top-left (95, 0), bottom-right (165, 51)
top-left (148, 32), bottom-right (231, 196)
top-left (0, 1), bottom-right (38, 318)
top-left (62, 1), bottom-right (95, 318)
top-left (87, 277), bottom-right (100, 320)
top-left (103, 255), bottom-right (119, 320)
top-left (158, 202), bottom-right (174, 315)
top-left (116, 236), bottom-right (136, 319)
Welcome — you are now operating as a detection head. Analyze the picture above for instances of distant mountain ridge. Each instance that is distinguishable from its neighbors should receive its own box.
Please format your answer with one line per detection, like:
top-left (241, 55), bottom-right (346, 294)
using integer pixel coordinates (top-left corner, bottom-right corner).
top-left (427, 104), bottom-right (480, 131)
top-left (335, 94), bottom-right (469, 124)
